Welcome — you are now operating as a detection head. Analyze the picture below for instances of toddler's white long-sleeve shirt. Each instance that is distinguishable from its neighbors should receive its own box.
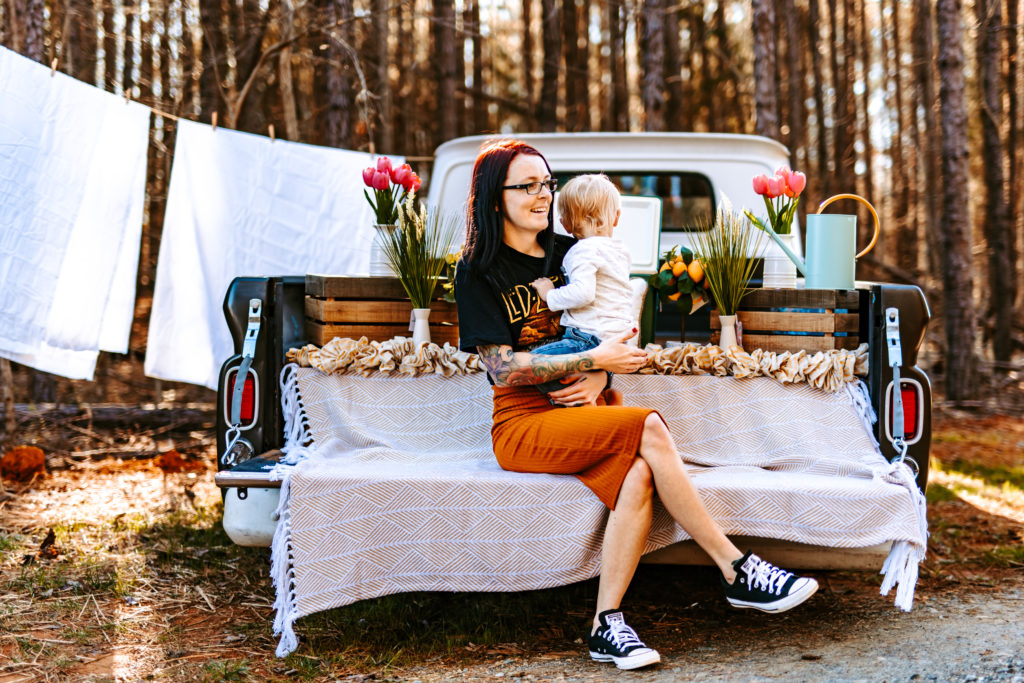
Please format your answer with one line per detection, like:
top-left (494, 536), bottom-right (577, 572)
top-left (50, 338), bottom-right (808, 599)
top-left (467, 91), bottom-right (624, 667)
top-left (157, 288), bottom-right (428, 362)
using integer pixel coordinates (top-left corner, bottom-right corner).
top-left (545, 236), bottom-right (634, 342)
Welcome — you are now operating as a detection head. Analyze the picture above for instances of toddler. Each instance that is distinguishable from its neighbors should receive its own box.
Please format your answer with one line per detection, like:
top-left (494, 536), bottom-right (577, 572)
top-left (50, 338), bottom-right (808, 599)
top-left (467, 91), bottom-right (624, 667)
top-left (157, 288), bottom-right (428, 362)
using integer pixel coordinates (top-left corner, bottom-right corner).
top-left (530, 174), bottom-right (636, 402)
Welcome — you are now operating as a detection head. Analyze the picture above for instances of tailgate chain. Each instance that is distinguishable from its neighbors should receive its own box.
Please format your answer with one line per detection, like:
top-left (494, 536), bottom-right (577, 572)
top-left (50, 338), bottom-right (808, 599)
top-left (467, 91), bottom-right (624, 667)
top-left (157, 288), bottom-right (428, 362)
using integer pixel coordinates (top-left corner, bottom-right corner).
top-left (224, 299), bottom-right (262, 467)
top-left (885, 307), bottom-right (917, 475)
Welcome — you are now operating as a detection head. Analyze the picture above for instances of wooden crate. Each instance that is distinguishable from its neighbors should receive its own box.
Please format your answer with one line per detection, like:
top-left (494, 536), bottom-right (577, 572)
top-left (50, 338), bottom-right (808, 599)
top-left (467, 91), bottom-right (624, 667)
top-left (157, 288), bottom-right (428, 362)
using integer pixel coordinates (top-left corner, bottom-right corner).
top-left (305, 275), bottom-right (459, 347)
top-left (709, 289), bottom-right (860, 353)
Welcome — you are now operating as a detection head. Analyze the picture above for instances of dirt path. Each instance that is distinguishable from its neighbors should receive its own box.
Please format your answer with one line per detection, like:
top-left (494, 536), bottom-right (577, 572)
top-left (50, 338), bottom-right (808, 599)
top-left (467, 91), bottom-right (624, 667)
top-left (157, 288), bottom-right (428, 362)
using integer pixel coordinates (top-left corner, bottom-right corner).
top-left (415, 584), bottom-right (1024, 682)
top-left (1, 413), bottom-right (1022, 681)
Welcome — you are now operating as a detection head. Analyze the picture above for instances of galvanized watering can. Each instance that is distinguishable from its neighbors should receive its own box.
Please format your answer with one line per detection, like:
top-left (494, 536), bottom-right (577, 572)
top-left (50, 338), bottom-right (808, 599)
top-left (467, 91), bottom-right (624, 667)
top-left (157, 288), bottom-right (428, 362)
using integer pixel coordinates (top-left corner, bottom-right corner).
top-left (759, 193), bottom-right (880, 290)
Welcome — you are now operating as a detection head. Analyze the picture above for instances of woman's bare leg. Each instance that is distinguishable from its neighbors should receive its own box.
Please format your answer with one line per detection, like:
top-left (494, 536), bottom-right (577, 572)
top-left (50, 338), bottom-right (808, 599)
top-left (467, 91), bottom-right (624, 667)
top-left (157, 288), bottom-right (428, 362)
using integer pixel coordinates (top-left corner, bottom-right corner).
top-left (637, 413), bottom-right (743, 582)
top-left (593, 457), bottom-right (653, 631)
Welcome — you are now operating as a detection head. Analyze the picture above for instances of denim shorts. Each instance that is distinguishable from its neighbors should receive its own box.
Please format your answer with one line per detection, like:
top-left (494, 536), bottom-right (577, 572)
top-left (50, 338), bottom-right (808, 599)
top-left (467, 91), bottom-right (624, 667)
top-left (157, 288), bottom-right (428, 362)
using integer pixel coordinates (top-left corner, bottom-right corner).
top-left (530, 327), bottom-right (601, 395)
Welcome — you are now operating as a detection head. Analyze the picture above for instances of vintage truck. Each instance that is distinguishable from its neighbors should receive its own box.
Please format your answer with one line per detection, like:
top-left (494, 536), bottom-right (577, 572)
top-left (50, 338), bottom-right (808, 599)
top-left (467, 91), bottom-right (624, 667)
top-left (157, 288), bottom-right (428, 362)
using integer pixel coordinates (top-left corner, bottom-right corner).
top-left (212, 132), bottom-right (932, 568)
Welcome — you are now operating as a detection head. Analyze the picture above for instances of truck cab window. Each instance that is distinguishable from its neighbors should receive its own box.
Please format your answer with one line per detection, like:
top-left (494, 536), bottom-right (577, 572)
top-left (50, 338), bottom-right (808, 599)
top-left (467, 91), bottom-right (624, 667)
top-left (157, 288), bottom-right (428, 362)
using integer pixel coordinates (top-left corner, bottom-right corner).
top-left (555, 172), bottom-right (714, 232)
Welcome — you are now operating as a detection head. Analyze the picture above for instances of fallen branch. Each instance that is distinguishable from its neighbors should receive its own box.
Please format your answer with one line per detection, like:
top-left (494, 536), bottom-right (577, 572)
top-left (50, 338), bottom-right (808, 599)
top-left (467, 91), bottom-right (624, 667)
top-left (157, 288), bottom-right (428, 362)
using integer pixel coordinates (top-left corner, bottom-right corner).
top-left (15, 404), bottom-right (214, 429)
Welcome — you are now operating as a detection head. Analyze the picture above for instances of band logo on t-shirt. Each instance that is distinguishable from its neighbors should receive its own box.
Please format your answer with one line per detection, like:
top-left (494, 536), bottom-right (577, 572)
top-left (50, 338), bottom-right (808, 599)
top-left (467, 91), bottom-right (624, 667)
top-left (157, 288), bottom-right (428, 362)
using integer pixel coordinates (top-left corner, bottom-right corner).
top-left (501, 276), bottom-right (564, 349)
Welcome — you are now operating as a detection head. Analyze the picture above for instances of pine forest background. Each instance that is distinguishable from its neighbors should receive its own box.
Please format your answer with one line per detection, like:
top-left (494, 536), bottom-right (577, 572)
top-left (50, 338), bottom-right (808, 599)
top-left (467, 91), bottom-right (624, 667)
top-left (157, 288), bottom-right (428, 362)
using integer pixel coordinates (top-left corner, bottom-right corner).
top-left (0, 0), bottom-right (1022, 407)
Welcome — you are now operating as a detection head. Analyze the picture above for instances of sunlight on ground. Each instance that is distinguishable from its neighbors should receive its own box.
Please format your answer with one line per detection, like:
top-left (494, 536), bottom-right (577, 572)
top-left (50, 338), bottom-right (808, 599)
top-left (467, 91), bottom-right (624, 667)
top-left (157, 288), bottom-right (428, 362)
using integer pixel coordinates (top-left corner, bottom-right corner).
top-left (930, 463), bottom-right (1024, 525)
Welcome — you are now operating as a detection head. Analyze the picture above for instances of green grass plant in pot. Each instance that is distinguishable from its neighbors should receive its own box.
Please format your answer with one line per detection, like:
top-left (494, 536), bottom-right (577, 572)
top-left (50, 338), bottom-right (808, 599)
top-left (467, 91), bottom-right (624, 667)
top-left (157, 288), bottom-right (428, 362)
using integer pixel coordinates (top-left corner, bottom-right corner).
top-left (379, 194), bottom-right (461, 346)
top-left (692, 199), bottom-right (764, 350)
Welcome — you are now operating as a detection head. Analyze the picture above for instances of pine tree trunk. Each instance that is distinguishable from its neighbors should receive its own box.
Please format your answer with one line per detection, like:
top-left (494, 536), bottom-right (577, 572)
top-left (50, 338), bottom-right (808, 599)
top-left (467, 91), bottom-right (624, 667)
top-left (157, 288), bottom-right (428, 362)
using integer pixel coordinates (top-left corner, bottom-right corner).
top-left (641, 0), bottom-right (664, 131)
top-left (1009, 0), bottom-right (1022, 310)
top-left (935, 0), bottom-right (976, 402)
top-left (457, 2), bottom-right (468, 135)
top-left (663, 0), bottom-right (684, 131)
top-left (696, 6), bottom-right (713, 131)
top-left (809, 0), bottom-right (829, 197)
top-left (198, 0), bottom-right (226, 123)
top-left (180, 0), bottom-right (196, 114)
top-left (751, 0), bottom-right (778, 138)
top-left (122, 0), bottom-right (135, 94)
top-left (913, 0), bottom-right (940, 277)
top-left (0, 359), bottom-right (13, 446)
top-left (103, 0), bottom-right (116, 89)
top-left (604, 0), bottom-right (627, 131)
top-left (890, 0), bottom-right (913, 275)
top-left (324, 0), bottom-right (354, 148)
top-left (22, 0), bottom-right (45, 60)
top-left (279, 0), bottom-right (300, 141)
top-left (435, 0), bottom-right (457, 143)
top-left (67, 0), bottom-right (98, 84)
top-left (784, 0), bottom-right (804, 168)
top-left (976, 0), bottom-right (1015, 360)
top-left (471, 0), bottom-right (485, 133)
top-left (373, 0), bottom-right (392, 151)
top-left (538, 0), bottom-right (560, 131)
top-left (576, 0), bottom-right (590, 129)
top-left (561, 0), bottom-right (585, 131)
top-left (523, 0), bottom-right (534, 109)
top-left (856, 0), bottom-right (873, 209)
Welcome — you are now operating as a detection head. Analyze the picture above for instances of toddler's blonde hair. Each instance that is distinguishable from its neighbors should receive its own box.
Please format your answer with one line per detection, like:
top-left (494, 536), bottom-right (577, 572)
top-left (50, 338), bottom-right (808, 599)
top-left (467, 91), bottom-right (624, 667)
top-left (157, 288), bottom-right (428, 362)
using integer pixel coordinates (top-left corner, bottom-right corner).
top-left (556, 174), bottom-right (621, 238)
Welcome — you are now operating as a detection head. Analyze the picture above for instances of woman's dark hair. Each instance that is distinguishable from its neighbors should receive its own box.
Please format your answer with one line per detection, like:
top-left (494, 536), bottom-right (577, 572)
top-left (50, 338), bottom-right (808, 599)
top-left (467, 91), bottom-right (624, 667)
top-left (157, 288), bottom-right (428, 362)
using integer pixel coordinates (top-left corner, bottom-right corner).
top-left (462, 139), bottom-right (555, 283)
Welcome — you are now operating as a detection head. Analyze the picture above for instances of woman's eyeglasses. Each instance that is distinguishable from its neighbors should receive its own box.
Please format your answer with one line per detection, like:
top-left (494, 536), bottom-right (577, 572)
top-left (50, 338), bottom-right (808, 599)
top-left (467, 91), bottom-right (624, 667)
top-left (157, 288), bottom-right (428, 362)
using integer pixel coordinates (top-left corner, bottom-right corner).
top-left (502, 179), bottom-right (558, 195)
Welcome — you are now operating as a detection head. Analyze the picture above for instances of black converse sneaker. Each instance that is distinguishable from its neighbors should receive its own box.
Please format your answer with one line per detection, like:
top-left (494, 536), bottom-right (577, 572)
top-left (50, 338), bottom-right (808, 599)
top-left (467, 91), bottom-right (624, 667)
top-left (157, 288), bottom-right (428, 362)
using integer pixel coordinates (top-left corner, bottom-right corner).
top-left (722, 550), bottom-right (819, 613)
top-left (587, 610), bottom-right (661, 670)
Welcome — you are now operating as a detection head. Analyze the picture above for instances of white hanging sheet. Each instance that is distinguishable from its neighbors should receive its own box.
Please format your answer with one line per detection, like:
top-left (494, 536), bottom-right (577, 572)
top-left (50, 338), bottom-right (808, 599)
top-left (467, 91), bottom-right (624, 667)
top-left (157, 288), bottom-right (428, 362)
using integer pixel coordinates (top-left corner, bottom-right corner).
top-left (145, 119), bottom-right (400, 389)
top-left (0, 46), bottom-right (149, 378)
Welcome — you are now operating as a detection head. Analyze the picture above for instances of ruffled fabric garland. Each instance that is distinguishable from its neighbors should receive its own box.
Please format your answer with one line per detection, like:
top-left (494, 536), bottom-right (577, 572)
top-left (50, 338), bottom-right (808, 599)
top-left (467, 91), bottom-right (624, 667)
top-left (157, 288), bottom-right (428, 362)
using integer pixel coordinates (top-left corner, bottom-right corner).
top-left (286, 336), bottom-right (868, 394)
top-left (638, 342), bottom-right (869, 394)
top-left (286, 336), bottom-right (482, 377)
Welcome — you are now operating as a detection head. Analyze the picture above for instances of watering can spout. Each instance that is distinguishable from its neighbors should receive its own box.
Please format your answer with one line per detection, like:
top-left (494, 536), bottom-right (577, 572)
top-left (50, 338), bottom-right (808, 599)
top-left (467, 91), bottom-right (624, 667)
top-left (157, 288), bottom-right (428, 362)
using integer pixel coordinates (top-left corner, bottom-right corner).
top-left (756, 225), bottom-right (807, 276)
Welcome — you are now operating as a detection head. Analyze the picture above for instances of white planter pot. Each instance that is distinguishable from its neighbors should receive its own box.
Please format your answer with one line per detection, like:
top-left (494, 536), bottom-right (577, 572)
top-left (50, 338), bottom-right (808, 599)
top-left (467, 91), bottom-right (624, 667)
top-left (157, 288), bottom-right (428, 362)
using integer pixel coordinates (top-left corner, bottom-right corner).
top-left (412, 307), bottom-right (432, 346)
top-left (370, 224), bottom-right (398, 276)
top-left (719, 314), bottom-right (739, 349)
top-left (762, 232), bottom-right (798, 289)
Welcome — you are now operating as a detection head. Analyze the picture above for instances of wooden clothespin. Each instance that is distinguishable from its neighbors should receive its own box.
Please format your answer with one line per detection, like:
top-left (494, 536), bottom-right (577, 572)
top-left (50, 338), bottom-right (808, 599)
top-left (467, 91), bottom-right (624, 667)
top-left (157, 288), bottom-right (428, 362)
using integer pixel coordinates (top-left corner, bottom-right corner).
top-left (268, 124), bottom-right (275, 142)
top-left (211, 112), bottom-right (218, 131)
top-left (50, 58), bottom-right (58, 76)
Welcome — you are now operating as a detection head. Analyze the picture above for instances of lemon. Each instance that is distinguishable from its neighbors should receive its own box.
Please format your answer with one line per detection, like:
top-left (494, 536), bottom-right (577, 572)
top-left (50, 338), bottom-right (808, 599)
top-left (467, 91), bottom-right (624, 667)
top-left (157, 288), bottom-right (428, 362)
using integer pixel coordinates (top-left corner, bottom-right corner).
top-left (687, 259), bottom-right (704, 283)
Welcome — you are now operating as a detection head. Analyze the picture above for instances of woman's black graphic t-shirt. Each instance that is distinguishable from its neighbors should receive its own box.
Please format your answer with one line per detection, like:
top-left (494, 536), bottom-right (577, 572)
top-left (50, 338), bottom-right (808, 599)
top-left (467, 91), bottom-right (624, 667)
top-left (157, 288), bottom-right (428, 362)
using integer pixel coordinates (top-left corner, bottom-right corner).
top-left (455, 236), bottom-right (573, 354)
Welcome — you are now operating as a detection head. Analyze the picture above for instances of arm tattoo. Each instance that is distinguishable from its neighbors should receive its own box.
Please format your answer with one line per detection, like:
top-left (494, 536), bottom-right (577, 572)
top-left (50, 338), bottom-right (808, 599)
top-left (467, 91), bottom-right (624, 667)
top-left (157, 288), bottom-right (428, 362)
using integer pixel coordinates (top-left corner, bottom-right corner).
top-left (477, 344), bottom-right (596, 386)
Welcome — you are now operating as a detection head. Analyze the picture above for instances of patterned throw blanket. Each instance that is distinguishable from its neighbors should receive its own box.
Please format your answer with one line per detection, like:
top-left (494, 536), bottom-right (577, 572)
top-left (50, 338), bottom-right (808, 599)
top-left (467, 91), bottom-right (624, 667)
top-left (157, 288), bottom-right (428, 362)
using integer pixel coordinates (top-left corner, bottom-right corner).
top-left (269, 366), bottom-right (927, 656)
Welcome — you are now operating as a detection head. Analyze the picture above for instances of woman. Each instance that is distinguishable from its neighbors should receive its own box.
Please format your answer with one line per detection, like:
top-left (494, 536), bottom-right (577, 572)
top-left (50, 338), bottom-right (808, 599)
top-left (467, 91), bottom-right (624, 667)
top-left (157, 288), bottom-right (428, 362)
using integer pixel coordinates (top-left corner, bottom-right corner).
top-left (454, 139), bottom-right (818, 671)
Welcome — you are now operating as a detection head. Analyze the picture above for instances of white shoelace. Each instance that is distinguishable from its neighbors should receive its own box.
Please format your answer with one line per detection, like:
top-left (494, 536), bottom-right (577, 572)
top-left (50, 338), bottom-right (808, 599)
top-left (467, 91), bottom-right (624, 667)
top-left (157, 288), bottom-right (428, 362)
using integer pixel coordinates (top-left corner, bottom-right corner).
top-left (606, 621), bottom-right (645, 650)
top-left (744, 556), bottom-right (793, 595)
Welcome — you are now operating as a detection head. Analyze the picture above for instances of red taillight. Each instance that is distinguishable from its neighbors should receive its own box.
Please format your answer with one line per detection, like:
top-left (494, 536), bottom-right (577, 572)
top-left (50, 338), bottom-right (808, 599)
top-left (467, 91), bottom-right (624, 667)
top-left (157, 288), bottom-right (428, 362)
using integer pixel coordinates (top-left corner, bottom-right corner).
top-left (227, 371), bottom-right (256, 425)
top-left (888, 381), bottom-right (920, 441)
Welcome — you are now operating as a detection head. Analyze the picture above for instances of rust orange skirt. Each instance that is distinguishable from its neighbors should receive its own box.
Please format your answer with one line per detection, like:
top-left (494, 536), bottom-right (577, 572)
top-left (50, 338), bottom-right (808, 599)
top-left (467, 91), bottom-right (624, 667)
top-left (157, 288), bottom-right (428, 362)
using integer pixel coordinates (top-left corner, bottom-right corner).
top-left (491, 385), bottom-right (657, 510)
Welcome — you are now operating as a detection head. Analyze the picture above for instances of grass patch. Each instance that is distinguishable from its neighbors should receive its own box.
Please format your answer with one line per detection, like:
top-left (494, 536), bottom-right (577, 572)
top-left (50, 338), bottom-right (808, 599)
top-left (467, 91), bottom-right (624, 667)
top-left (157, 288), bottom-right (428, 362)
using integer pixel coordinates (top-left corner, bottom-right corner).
top-left (939, 460), bottom-right (1024, 492)
top-left (0, 531), bottom-right (24, 552)
top-left (926, 483), bottom-right (959, 503)
top-left (982, 545), bottom-right (1024, 568)
top-left (202, 658), bottom-right (251, 682)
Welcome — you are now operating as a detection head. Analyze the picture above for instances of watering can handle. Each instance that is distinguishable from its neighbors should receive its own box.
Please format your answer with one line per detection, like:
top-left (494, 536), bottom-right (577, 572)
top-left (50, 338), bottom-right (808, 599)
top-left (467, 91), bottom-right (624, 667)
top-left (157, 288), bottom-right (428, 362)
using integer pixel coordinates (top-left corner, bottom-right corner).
top-left (816, 193), bottom-right (880, 259)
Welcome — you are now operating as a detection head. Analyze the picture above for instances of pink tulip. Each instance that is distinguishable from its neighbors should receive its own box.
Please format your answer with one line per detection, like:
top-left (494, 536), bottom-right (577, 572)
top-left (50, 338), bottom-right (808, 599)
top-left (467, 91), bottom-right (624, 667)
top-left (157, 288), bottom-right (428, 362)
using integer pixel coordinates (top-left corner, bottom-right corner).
top-left (376, 156), bottom-right (393, 174)
top-left (406, 173), bottom-right (421, 193)
top-left (392, 164), bottom-right (412, 187)
top-left (775, 166), bottom-right (792, 185)
top-left (362, 167), bottom-right (376, 187)
top-left (786, 171), bottom-right (806, 197)
top-left (372, 170), bottom-right (390, 191)
top-left (752, 174), bottom-right (770, 196)
top-left (765, 176), bottom-right (784, 198)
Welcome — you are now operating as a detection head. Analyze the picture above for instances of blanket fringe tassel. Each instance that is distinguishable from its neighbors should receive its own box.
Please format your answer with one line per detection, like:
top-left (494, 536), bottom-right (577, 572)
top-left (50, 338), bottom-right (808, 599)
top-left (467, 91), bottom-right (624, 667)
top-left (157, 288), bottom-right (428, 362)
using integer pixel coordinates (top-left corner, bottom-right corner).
top-left (876, 460), bottom-right (929, 612)
top-left (270, 364), bottom-right (315, 656)
top-left (846, 381), bottom-right (928, 611)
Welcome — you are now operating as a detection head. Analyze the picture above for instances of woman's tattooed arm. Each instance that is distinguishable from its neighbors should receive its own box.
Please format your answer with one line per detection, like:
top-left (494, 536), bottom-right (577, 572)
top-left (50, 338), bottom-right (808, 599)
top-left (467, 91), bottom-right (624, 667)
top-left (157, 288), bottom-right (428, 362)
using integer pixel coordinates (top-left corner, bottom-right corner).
top-left (476, 344), bottom-right (596, 386)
